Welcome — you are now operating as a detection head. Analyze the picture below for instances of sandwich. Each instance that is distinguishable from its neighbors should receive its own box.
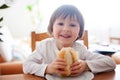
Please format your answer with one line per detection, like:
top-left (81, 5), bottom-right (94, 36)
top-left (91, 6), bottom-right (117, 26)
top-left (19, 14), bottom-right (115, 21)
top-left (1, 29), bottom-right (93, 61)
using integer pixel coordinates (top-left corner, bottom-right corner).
top-left (57, 47), bottom-right (78, 76)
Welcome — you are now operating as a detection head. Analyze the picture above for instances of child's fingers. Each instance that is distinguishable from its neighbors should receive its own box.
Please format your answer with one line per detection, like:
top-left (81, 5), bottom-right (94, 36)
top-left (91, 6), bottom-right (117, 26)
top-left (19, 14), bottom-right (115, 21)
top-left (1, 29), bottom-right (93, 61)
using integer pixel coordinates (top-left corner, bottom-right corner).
top-left (70, 60), bottom-right (85, 75)
top-left (55, 58), bottom-right (67, 66)
top-left (54, 64), bottom-right (66, 69)
top-left (71, 61), bottom-right (80, 67)
top-left (71, 61), bottom-right (81, 70)
top-left (57, 69), bottom-right (67, 75)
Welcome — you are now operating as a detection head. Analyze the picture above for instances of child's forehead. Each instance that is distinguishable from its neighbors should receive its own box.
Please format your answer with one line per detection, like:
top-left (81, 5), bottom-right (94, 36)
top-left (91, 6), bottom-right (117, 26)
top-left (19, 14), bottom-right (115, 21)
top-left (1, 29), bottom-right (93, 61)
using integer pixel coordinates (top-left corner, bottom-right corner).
top-left (56, 15), bottom-right (78, 22)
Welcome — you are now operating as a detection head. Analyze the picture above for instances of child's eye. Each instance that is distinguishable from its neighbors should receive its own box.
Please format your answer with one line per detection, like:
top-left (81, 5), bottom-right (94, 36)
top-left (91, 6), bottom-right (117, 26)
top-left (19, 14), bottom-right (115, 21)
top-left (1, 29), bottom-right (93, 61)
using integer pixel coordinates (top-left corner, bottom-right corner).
top-left (58, 22), bottom-right (64, 26)
top-left (70, 24), bottom-right (76, 27)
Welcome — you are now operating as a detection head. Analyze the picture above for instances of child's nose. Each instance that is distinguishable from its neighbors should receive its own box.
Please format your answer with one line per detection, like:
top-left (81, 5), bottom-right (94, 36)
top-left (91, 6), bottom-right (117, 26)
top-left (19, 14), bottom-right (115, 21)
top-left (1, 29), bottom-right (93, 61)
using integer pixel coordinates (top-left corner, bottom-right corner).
top-left (63, 26), bottom-right (70, 32)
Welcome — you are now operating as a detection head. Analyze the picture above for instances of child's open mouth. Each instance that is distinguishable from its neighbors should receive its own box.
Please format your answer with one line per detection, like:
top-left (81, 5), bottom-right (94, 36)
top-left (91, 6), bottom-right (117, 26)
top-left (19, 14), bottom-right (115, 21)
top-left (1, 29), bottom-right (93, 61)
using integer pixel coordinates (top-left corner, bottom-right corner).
top-left (60, 34), bottom-right (71, 38)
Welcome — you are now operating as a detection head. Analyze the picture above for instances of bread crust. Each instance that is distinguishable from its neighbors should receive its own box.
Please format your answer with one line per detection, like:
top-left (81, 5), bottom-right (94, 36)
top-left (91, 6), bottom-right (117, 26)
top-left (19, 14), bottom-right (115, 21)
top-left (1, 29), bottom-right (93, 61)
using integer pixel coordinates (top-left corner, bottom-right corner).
top-left (57, 47), bottom-right (78, 76)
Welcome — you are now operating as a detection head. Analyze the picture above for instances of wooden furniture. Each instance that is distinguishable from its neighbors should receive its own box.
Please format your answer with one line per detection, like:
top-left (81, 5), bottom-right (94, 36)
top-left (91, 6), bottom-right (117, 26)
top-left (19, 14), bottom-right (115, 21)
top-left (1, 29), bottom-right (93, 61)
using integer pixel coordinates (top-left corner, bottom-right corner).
top-left (0, 55), bottom-right (5, 63)
top-left (110, 37), bottom-right (120, 44)
top-left (93, 65), bottom-right (120, 80)
top-left (0, 74), bottom-right (46, 80)
top-left (0, 65), bottom-right (120, 80)
top-left (31, 30), bottom-right (88, 51)
top-left (0, 61), bottom-right (23, 75)
top-left (80, 30), bottom-right (88, 49)
top-left (31, 32), bottom-right (50, 51)
top-left (0, 53), bottom-right (23, 75)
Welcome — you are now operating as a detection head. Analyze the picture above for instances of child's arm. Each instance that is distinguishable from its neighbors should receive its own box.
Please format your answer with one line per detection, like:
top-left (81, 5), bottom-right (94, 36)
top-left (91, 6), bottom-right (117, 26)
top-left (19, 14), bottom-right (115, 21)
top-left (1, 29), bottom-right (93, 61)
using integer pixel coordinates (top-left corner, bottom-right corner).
top-left (72, 44), bottom-right (116, 73)
top-left (84, 51), bottom-right (116, 73)
top-left (23, 52), bottom-right (48, 77)
top-left (75, 43), bottom-right (116, 74)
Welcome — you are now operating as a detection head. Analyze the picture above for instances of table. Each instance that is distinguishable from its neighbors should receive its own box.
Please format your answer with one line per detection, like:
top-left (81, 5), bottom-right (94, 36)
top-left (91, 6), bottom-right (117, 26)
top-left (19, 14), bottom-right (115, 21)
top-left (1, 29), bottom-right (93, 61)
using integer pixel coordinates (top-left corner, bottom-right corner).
top-left (93, 65), bottom-right (120, 80)
top-left (0, 65), bottom-right (120, 80)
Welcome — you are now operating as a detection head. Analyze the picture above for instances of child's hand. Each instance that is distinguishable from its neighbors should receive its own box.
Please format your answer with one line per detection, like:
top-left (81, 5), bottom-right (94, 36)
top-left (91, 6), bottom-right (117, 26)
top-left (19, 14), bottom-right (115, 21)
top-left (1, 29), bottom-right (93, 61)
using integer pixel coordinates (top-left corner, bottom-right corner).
top-left (45, 58), bottom-right (67, 75)
top-left (70, 60), bottom-right (89, 76)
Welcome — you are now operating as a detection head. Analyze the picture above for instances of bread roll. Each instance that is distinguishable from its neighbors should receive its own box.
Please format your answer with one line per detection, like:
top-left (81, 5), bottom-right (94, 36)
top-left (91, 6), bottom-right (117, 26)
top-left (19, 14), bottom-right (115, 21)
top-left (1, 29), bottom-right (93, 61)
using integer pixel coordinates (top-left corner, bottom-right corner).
top-left (57, 47), bottom-right (78, 76)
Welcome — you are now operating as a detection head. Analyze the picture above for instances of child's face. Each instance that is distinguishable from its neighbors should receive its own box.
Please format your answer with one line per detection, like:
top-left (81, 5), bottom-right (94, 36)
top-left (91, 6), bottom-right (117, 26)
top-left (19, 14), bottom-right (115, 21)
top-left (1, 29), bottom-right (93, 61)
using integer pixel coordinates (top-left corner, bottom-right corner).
top-left (52, 17), bottom-right (80, 48)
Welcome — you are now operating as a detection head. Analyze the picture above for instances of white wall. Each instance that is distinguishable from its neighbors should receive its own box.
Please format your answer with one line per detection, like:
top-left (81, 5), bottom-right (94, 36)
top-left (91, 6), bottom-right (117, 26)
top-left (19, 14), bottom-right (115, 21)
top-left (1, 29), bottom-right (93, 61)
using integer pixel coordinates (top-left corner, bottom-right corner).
top-left (0, 0), bottom-right (35, 39)
top-left (1, 0), bottom-right (120, 43)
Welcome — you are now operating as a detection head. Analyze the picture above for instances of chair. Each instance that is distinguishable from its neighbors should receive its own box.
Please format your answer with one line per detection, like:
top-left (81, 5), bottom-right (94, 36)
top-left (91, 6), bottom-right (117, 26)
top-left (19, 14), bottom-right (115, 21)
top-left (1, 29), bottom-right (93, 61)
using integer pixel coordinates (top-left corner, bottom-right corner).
top-left (109, 37), bottom-right (120, 44)
top-left (31, 32), bottom-right (50, 51)
top-left (0, 61), bottom-right (23, 75)
top-left (31, 30), bottom-right (88, 51)
top-left (0, 55), bottom-right (5, 62)
top-left (79, 30), bottom-right (88, 49)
